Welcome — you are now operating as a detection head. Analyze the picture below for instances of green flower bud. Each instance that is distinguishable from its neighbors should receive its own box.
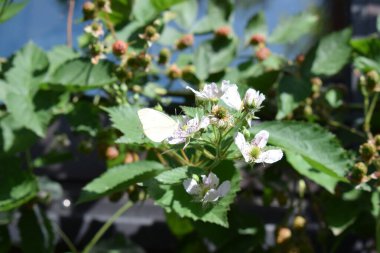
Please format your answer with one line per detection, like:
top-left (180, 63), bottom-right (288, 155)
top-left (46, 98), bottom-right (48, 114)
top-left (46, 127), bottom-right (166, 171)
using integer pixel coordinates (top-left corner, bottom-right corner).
top-left (360, 142), bottom-right (377, 162)
top-left (82, 1), bottom-right (96, 20)
top-left (293, 215), bottom-right (306, 230)
top-left (167, 64), bottom-right (182, 79)
top-left (158, 48), bottom-right (171, 65)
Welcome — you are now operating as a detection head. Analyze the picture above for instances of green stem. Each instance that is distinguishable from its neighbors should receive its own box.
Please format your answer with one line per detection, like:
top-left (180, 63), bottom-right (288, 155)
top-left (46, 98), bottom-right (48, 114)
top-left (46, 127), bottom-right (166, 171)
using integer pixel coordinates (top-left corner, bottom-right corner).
top-left (364, 93), bottom-right (379, 138)
top-left (56, 225), bottom-right (79, 253)
top-left (328, 120), bottom-right (366, 138)
top-left (82, 201), bottom-right (133, 253)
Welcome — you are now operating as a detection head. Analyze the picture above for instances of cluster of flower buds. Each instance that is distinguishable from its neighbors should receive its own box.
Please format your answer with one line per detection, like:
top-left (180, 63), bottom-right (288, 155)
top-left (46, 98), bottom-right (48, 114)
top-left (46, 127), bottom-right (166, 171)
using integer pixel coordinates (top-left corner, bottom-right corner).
top-left (360, 70), bottom-right (380, 93)
top-left (214, 26), bottom-right (232, 39)
top-left (82, 0), bottom-right (111, 21)
top-left (349, 135), bottom-right (380, 185)
top-left (139, 25), bottom-right (160, 47)
top-left (248, 33), bottom-right (270, 61)
top-left (176, 34), bottom-right (194, 50)
top-left (138, 80), bottom-right (283, 205)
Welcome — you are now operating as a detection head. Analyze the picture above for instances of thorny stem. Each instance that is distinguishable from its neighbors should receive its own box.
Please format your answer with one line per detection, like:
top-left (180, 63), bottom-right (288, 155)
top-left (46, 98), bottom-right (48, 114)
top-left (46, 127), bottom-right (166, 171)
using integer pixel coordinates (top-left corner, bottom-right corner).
top-left (56, 224), bottom-right (79, 253)
top-left (66, 0), bottom-right (75, 47)
top-left (328, 120), bottom-right (366, 138)
top-left (105, 12), bottom-right (117, 40)
top-left (82, 201), bottom-right (133, 253)
top-left (364, 93), bottom-right (379, 138)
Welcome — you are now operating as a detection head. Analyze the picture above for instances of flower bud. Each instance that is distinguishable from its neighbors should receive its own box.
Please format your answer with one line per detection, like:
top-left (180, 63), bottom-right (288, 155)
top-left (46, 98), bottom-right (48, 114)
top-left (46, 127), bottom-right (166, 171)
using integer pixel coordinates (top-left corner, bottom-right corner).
top-left (360, 142), bottom-right (377, 162)
top-left (131, 85), bottom-right (141, 93)
top-left (249, 34), bottom-right (266, 46)
top-left (105, 146), bottom-right (119, 160)
top-left (115, 67), bottom-right (133, 82)
top-left (303, 105), bottom-right (313, 117)
top-left (375, 135), bottom-right (380, 149)
top-left (244, 88), bottom-right (265, 109)
top-left (373, 158), bottom-right (380, 171)
top-left (140, 25), bottom-right (160, 42)
top-left (167, 64), bottom-right (182, 79)
top-left (296, 54), bottom-right (305, 65)
top-left (311, 77), bottom-right (322, 95)
top-left (112, 40), bottom-right (128, 56)
top-left (214, 26), bottom-right (231, 38)
top-left (276, 227), bottom-right (292, 244)
top-left (82, 1), bottom-right (96, 20)
top-left (349, 162), bottom-right (368, 183)
top-left (366, 70), bottom-right (380, 90)
top-left (124, 151), bottom-right (139, 164)
top-left (293, 215), bottom-right (306, 230)
top-left (242, 127), bottom-right (251, 139)
top-left (182, 65), bottom-right (196, 82)
top-left (255, 47), bottom-right (271, 61)
top-left (158, 48), bottom-right (171, 65)
top-left (176, 34), bottom-right (194, 50)
top-left (298, 179), bottom-right (306, 198)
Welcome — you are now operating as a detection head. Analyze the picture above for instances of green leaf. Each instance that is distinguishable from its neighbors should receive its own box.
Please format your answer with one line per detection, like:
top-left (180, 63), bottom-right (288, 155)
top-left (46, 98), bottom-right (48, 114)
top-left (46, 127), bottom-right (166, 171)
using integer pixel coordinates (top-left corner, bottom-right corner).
top-left (351, 37), bottom-right (380, 62)
top-left (1, 42), bottom-right (50, 137)
top-left (46, 45), bottom-right (79, 77)
top-left (132, 0), bottom-right (159, 23)
top-left (147, 161), bottom-right (241, 227)
top-left (354, 56), bottom-right (380, 73)
top-left (321, 190), bottom-right (372, 235)
top-left (194, 38), bottom-right (237, 80)
top-left (0, 158), bottom-right (38, 212)
top-left (191, 0), bottom-right (232, 34)
top-left (251, 121), bottom-right (351, 180)
top-left (269, 11), bottom-right (319, 44)
top-left (165, 212), bottom-right (194, 237)
top-left (67, 101), bottom-right (100, 136)
top-left (156, 166), bottom-right (204, 184)
top-left (5, 92), bottom-right (45, 136)
top-left (0, 114), bottom-right (38, 153)
top-left (276, 75), bottom-right (311, 119)
top-left (150, 0), bottom-right (185, 11)
top-left (172, 0), bottom-right (198, 30)
top-left (78, 161), bottom-right (165, 203)
top-left (286, 151), bottom-right (338, 193)
top-left (103, 105), bottom-right (146, 144)
top-left (18, 206), bottom-right (54, 253)
top-left (158, 26), bottom-right (184, 46)
top-left (0, 0), bottom-right (28, 23)
top-left (311, 28), bottom-right (352, 76)
top-left (244, 12), bottom-right (267, 43)
top-left (50, 58), bottom-right (116, 89)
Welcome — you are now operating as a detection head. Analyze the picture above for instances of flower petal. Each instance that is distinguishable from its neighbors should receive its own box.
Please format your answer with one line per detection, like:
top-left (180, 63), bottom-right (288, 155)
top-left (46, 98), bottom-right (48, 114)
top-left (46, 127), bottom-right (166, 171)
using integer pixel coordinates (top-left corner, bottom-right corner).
top-left (217, 181), bottom-right (230, 197)
top-left (256, 149), bottom-right (283, 164)
top-left (252, 130), bottom-right (269, 148)
top-left (202, 189), bottom-right (220, 203)
top-left (221, 86), bottom-right (242, 111)
top-left (234, 132), bottom-right (251, 163)
top-left (183, 179), bottom-right (201, 195)
top-left (186, 86), bottom-right (207, 99)
top-left (202, 172), bottom-right (219, 188)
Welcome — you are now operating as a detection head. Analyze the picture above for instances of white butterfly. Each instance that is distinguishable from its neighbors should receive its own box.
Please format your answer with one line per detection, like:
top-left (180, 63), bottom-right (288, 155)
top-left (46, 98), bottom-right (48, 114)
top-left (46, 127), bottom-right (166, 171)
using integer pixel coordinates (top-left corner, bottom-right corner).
top-left (137, 108), bottom-right (178, 142)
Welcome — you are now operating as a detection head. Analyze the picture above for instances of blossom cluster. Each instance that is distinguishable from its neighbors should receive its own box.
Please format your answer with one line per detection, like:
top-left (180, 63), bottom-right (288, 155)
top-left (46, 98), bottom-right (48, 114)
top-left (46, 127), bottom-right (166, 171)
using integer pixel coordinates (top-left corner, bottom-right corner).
top-left (138, 80), bottom-right (283, 204)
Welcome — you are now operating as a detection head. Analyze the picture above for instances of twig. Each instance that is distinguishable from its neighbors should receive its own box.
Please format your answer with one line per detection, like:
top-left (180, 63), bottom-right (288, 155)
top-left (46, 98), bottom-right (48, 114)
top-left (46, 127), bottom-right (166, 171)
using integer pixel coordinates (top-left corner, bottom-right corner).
top-left (66, 0), bottom-right (75, 47)
top-left (105, 12), bottom-right (117, 40)
top-left (56, 225), bottom-right (80, 253)
top-left (82, 201), bottom-right (133, 253)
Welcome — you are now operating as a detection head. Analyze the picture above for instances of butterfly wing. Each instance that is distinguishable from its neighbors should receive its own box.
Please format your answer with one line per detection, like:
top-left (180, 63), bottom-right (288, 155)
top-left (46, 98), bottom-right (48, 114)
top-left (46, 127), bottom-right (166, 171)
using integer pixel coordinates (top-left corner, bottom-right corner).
top-left (137, 108), bottom-right (178, 142)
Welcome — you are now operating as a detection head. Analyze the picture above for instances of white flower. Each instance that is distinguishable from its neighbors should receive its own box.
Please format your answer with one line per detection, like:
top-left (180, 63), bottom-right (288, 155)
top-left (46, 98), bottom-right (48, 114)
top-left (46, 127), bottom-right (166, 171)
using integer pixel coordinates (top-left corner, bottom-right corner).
top-left (167, 115), bottom-right (209, 145)
top-left (84, 23), bottom-right (104, 38)
top-left (244, 88), bottom-right (265, 109)
top-left (183, 172), bottom-right (231, 203)
top-left (234, 131), bottom-right (283, 164)
top-left (186, 80), bottom-right (242, 111)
